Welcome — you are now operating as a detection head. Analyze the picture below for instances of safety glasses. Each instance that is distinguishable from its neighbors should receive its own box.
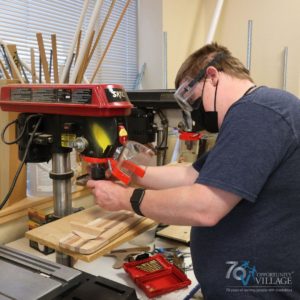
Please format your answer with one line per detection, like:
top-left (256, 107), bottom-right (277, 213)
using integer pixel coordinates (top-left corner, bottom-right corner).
top-left (174, 53), bottom-right (228, 112)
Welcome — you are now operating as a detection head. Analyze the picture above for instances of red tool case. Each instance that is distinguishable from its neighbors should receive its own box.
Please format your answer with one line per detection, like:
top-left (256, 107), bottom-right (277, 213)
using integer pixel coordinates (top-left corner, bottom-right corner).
top-left (123, 254), bottom-right (191, 298)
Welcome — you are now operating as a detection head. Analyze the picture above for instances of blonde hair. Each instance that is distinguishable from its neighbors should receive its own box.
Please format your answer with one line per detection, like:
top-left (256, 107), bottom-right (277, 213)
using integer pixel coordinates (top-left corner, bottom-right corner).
top-left (175, 42), bottom-right (254, 89)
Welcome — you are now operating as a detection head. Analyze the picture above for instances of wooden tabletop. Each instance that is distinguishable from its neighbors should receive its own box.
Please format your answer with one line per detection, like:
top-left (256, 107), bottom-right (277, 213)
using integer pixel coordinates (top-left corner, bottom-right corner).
top-left (25, 205), bottom-right (158, 263)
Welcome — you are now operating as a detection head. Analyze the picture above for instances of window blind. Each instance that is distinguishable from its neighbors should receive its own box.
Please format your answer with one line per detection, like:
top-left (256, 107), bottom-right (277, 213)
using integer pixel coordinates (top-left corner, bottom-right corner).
top-left (0, 0), bottom-right (138, 89)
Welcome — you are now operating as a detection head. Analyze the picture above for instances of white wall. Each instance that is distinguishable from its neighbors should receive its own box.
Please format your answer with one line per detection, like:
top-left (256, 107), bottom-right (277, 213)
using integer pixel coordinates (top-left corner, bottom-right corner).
top-left (138, 0), bottom-right (163, 89)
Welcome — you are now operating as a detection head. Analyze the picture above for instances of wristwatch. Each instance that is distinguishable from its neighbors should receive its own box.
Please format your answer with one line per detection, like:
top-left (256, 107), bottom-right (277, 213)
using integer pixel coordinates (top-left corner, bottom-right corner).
top-left (130, 188), bottom-right (146, 217)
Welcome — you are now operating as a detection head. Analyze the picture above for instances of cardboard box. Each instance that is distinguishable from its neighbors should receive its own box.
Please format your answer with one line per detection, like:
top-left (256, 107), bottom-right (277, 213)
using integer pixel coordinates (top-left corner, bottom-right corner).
top-left (28, 207), bottom-right (55, 255)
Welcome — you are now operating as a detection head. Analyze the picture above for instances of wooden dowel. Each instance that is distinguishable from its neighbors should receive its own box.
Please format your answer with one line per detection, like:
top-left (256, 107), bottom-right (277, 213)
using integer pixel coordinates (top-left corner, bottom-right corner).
top-left (61, 0), bottom-right (91, 83)
top-left (30, 48), bottom-right (36, 83)
top-left (70, 0), bottom-right (104, 84)
top-left (51, 34), bottom-right (59, 83)
top-left (90, 0), bottom-right (131, 83)
top-left (87, 0), bottom-right (116, 65)
top-left (0, 57), bottom-right (10, 79)
top-left (76, 30), bottom-right (95, 83)
top-left (81, 0), bottom-right (116, 77)
top-left (36, 33), bottom-right (51, 83)
top-left (75, 30), bottom-right (82, 63)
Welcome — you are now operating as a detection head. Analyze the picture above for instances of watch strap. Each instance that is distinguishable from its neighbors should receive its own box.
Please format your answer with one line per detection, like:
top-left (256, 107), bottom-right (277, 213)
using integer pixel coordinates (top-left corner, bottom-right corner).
top-left (130, 188), bottom-right (145, 217)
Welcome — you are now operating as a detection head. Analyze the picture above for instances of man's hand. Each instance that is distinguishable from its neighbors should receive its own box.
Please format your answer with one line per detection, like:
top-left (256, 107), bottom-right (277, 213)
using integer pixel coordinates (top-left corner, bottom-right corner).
top-left (86, 164), bottom-right (118, 181)
top-left (87, 179), bottom-right (133, 212)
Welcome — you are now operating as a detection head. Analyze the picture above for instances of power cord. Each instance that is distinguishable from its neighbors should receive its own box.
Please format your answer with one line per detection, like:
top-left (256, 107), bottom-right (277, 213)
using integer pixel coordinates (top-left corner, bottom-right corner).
top-left (0, 114), bottom-right (43, 210)
top-left (1, 114), bottom-right (43, 145)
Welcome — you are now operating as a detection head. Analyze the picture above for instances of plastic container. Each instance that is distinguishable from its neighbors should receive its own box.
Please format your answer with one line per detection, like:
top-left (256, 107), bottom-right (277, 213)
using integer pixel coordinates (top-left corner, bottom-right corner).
top-left (27, 150), bottom-right (77, 197)
top-left (166, 127), bottom-right (179, 164)
top-left (179, 139), bottom-right (199, 163)
top-left (123, 254), bottom-right (191, 298)
top-left (129, 225), bottom-right (158, 246)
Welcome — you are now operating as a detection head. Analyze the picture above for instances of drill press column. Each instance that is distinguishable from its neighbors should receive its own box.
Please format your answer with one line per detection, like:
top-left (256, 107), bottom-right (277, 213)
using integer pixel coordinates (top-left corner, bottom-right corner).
top-left (51, 151), bottom-right (74, 267)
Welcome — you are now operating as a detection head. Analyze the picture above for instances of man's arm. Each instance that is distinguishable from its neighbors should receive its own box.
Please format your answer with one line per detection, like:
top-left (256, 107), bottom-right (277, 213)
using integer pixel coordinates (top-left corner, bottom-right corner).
top-left (130, 164), bottom-right (199, 190)
top-left (87, 180), bottom-right (242, 226)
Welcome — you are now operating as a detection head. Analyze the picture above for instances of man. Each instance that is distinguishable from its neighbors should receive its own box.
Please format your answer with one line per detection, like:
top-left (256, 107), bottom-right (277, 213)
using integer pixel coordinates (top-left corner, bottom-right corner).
top-left (87, 43), bottom-right (300, 299)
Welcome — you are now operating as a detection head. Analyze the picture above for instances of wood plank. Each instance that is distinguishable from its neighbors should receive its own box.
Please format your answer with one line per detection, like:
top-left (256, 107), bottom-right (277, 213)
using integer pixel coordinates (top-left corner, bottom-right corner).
top-left (6, 45), bottom-right (22, 80)
top-left (70, 221), bottom-right (104, 239)
top-left (156, 225), bottom-right (191, 243)
top-left (36, 33), bottom-right (51, 83)
top-left (51, 35), bottom-right (59, 83)
top-left (0, 80), bottom-right (20, 208)
top-left (30, 48), bottom-right (36, 83)
top-left (25, 205), bottom-right (158, 262)
top-left (60, 211), bottom-right (144, 254)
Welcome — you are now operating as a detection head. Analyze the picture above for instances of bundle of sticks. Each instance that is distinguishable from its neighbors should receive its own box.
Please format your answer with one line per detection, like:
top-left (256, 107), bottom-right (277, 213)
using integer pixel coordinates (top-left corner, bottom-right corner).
top-left (0, 0), bottom-right (131, 85)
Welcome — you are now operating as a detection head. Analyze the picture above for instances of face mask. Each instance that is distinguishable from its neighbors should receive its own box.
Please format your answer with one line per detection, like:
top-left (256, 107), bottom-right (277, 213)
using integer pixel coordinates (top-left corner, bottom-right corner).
top-left (191, 80), bottom-right (219, 133)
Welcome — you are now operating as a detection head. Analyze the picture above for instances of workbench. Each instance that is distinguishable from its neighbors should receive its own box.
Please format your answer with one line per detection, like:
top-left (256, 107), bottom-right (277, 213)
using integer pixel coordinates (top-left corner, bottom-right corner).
top-left (7, 236), bottom-right (201, 300)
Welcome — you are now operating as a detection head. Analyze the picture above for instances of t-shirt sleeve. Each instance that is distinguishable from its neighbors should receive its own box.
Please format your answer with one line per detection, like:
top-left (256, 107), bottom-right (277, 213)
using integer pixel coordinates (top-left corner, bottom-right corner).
top-left (195, 102), bottom-right (296, 202)
top-left (193, 151), bottom-right (210, 172)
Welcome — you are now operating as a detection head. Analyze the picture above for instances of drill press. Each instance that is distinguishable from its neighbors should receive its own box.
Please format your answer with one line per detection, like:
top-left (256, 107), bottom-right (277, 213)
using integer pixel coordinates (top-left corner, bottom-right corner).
top-left (0, 83), bottom-right (133, 266)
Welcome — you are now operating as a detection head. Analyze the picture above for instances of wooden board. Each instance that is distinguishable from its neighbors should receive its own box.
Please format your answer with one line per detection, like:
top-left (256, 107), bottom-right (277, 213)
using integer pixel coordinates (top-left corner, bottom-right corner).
top-left (156, 225), bottom-right (191, 243)
top-left (30, 48), bottom-right (36, 83)
top-left (36, 33), bottom-right (51, 83)
top-left (60, 211), bottom-right (145, 254)
top-left (51, 35), bottom-right (59, 83)
top-left (6, 45), bottom-right (22, 80)
top-left (25, 205), bottom-right (158, 262)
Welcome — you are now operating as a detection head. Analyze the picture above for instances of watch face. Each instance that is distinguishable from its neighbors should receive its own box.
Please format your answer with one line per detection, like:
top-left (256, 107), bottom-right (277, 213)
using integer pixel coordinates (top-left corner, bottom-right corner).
top-left (131, 189), bottom-right (145, 204)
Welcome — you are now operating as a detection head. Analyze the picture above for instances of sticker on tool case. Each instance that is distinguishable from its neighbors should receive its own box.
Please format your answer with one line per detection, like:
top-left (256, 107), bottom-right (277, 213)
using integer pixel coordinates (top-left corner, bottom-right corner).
top-left (61, 134), bottom-right (76, 148)
top-left (72, 88), bottom-right (92, 104)
top-left (11, 88), bottom-right (32, 101)
top-left (32, 88), bottom-right (57, 102)
top-left (10, 88), bottom-right (92, 104)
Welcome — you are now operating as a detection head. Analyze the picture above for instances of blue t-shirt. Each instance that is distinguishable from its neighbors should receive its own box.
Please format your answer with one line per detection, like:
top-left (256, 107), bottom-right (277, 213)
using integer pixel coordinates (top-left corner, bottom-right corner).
top-left (191, 86), bottom-right (300, 299)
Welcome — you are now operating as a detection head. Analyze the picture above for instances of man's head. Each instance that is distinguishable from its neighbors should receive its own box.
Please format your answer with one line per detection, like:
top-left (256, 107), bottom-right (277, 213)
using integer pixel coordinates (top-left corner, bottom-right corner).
top-left (175, 42), bottom-right (254, 89)
top-left (174, 43), bottom-right (255, 133)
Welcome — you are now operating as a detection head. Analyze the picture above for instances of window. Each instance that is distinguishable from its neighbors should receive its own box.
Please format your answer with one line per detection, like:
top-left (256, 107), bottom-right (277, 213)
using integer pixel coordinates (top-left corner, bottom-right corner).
top-left (0, 0), bottom-right (138, 89)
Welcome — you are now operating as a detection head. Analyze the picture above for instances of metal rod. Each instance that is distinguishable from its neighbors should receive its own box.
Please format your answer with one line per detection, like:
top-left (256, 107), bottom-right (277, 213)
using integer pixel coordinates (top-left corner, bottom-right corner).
top-left (163, 32), bottom-right (167, 89)
top-left (49, 49), bottom-right (53, 78)
top-left (247, 20), bottom-right (252, 71)
top-left (283, 46), bottom-right (288, 90)
top-left (39, 55), bottom-right (42, 83)
top-left (0, 64), bottom-right (4, 79)
top-left (14, 51), bottom-right (29, 83)
top-left (65, 53), bottom-right (75, 83)
top-left (52, 153), bottom-right (73, 218)
top-left (1, 45), bottom-right (13, 78)
top-left (134, 63), bottom-right (146, 89)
